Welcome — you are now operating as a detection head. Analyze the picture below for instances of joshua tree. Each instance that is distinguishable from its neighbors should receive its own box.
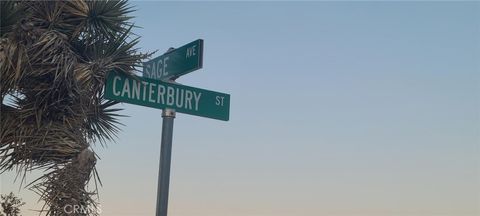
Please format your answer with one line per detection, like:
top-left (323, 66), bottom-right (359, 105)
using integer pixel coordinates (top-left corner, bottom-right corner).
top-left (0, 192), bottom-right (25, 216)
top-left (0, 1), bottom-right (148, 215)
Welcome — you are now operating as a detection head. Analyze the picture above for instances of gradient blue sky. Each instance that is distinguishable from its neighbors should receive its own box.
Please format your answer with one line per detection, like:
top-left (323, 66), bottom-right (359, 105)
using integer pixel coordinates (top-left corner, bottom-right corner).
top-left (2, 1), bottom-right (479, 216)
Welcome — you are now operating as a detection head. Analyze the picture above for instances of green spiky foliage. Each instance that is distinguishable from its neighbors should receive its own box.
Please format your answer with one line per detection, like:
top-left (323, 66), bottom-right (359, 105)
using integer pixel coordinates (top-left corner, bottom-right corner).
top-left (0, 1), bottom-right (149, 215)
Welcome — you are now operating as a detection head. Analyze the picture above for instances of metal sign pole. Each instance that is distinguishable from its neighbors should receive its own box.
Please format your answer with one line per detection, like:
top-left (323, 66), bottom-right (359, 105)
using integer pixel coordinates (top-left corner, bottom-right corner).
top-left (156, 108), bottom-right (175, 216)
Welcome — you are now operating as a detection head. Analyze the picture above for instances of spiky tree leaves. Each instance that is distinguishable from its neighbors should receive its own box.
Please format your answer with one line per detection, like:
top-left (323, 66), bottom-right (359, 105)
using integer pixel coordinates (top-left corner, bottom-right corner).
top-left (1, 192), bottom-right (25, 216)
top-left (0, 1), bottom-right (148, 215)
top-left (0, 1), bottom-right (24, 38)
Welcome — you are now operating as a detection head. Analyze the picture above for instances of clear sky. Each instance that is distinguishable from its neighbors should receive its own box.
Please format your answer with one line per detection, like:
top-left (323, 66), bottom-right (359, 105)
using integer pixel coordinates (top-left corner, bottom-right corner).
top-left (2, 1), bottom-right (479, 216)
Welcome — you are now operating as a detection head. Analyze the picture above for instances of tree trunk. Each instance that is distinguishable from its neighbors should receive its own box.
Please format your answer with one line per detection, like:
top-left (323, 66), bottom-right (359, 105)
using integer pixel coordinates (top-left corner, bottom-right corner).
top-left (43, 148), bottom-right (97, 216)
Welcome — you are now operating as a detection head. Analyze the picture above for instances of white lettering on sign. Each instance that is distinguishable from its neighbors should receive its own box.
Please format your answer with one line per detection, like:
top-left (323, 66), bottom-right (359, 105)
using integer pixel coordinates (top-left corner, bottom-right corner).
top-left (113, 76), bottom-right (204, 111)
top-left (148, 82), bottom-right (156, 103)
top-left (166, 86), bottom-right (175, 106)
top-left (121, 79), bottom-right (130, 98)
top-left (157, 85), bottom-right (165, 104)
top-left (132, 80), bottom-right (141, 100)
top-left (185, 90), bottom-right (193, 110)
top-left (175, 88), bottom-right (184, 108)
top-left (144, 64), bottom-right (152, 78)
top-left (146, 56), bottom-right (170, 79)
top-left (216, 96), bottom-right (225, 106)
top-left (193, 92), bottom-right (201, 111)
top-left (163, 57), bottom-right (169, 77)
top-left (186, 45), bottom-right (197, 58)
top-left (150, 60), bottom-right (160, 79)
top-left (141, 81), bottom-right (148, 101)
top-left (113, 76), bottom-right (121, 96)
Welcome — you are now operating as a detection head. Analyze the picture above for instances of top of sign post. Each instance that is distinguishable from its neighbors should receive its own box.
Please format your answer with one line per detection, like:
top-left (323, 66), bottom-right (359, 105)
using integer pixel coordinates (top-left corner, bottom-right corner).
top-left (143, 39), bottom-right (203, 81)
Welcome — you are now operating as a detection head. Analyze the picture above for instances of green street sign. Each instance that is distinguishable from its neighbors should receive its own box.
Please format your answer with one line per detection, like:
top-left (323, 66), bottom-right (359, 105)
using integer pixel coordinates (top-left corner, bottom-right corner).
top-left (105, 72), bottom-right (230, 121)
top-left (143, 39), bottom-right (203, 80)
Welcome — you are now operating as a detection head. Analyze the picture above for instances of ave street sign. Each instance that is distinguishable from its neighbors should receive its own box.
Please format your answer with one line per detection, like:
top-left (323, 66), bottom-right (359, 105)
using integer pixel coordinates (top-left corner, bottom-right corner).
top-left (105, 71), bottom-right (230, 121)
top-left (143, 39), bottom-right (203, 80)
